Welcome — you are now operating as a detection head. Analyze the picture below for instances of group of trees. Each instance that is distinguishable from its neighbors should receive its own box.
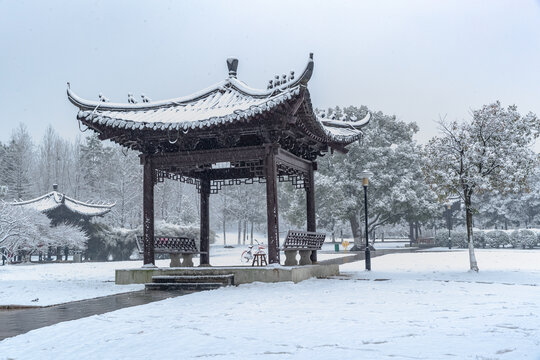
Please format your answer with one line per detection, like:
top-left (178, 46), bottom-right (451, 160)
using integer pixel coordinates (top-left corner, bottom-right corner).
top-left (0, 202), bottom-right (87, 262)
top-left (1, 101), bottom-right (538, 270)
top-left (310, 106), bottom-right (438, 244)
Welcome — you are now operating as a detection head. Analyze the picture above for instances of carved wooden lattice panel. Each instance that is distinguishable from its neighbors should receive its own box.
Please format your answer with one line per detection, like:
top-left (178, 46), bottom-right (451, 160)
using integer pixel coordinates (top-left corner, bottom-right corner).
top-left (155, 170), bottom-right (201, 190)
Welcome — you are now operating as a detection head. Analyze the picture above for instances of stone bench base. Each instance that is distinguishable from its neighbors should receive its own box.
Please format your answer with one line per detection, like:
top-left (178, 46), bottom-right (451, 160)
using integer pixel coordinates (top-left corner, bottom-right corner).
top-left (284, 250), bottom-right (297, 266)
top-left (169, 253), bottom-right (194, 267)
top-left (284, 250), bottom-right (316, 266)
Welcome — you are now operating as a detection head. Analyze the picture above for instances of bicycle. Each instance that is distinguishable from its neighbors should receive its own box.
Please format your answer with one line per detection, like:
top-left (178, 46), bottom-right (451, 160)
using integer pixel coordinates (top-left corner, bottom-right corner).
top-left (240, 240), bottom-right (266, 264)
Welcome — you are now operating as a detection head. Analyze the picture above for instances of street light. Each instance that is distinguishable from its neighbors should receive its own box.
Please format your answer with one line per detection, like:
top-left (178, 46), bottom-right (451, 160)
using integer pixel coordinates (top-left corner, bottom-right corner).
top-left (359, 170), bottom-right (374, 271)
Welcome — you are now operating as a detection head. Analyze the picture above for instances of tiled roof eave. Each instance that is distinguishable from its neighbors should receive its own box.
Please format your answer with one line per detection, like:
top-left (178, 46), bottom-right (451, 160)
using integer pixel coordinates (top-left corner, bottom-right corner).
top-left (11, 191), bottom-right (114, 216)
top-left (77, 87), bottom-right (302, 132)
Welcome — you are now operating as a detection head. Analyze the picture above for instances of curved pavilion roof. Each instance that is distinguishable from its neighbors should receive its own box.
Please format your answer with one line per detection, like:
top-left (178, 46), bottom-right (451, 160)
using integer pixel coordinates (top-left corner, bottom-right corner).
top-left (67, 54), bottom-right (369, 153)
top-left (12, 190), bottom-right (114, 217)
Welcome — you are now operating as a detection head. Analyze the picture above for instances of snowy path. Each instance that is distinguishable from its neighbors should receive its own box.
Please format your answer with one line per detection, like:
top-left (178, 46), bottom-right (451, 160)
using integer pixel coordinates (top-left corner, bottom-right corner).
top-left (0, 249), bottom-right (538, 359)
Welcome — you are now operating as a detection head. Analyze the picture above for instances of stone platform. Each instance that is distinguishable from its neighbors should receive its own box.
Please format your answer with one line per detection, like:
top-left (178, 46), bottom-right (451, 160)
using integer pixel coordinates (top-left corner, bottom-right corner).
top-left (115, 264), bottom-right (339, 285)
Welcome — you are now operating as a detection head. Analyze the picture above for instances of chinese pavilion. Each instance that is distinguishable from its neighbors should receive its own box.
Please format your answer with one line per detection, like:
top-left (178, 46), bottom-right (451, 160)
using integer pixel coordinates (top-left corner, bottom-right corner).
top-left (67, 54), bottom-right (369, 266)
top-left (12, 184), bottom-right (114, 226)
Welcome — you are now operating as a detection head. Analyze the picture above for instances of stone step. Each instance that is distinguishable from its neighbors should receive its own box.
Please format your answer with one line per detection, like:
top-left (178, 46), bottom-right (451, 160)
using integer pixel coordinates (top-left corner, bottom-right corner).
top-left (145, 282), bottom-right (224, 291)
top-left (151, 274), bottom-right (234, 286)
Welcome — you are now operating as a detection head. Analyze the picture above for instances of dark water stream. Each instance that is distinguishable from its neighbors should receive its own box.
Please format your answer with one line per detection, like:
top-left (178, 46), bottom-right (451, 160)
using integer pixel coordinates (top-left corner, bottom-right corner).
top-left (0, 290), bottom-right (186, 341)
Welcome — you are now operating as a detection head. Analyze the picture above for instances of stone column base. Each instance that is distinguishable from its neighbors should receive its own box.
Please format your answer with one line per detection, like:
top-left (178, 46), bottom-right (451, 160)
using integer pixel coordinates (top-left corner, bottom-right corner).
top-left (284, 250), bottom-right (298, 266)
top-left (299, 250), bottom-right (312, 265)
top-left (169, 253), bottom-right (181, 267)
top-left (182, 253), bottom-right (194, 267)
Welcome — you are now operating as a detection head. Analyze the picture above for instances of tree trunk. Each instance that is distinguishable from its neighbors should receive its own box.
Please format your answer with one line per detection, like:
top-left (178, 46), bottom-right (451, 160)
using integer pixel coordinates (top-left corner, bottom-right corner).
top-left (331, 219), bottom-right (336, 243)
top-left (243, 219), bottom-right (247, 245)
top-left (221, 193), bottom-right (227, 246)
top-left (237, 220), bottom-right (241, 245)
top-left (222, 216), bottom-right (227, 246)
top-left (409, 222), bottom-right (414, 246)
top-left (464, 193), bottom-right (479, 272)
top-left (250, 221), bottom-right (254, 245)
top-left (349, 214), bottom-right (361, 244)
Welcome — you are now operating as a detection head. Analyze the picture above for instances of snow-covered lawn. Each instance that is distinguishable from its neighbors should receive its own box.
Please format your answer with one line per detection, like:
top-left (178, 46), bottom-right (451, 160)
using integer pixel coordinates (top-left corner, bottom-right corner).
top-left (1, 249), bottom-right (539, 359)
top-left (0, 244), bottom-right (350, 306)
top-left (0, 261), bottom-right (144, 306)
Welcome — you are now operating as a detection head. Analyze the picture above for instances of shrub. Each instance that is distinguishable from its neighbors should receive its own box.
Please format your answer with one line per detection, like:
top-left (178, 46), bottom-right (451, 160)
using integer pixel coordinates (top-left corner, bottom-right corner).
top-left (435, 230), bottom-right (485, 248)
top-left (450, 231), bottom-right (468, 248)
top-left (510, 229), bottom-right (537, 249)
top-left (434, 231), bottom-right (451, 247)
top-left (485, 230), bottom-right (509, 248)
top-left (473, 231), bottom-right (486, 248)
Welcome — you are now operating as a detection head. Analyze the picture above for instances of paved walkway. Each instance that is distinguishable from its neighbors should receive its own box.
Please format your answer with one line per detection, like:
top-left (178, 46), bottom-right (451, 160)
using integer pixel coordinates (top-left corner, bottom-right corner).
top-left (0, 247), bottom-right (416, 341)
top-left (319, 247), bottom-right (415, 265)
top-left (0, 290), bottom-right (187, 341)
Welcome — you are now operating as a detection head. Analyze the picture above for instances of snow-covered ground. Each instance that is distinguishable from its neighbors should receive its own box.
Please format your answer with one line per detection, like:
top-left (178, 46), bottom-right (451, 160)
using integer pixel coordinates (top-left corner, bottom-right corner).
top-left (1, 249), bottom-right (538, 359)
top-left (0, 261), bottom-right (144, 306)
top-left (0, 244), bottom-right (350, 306)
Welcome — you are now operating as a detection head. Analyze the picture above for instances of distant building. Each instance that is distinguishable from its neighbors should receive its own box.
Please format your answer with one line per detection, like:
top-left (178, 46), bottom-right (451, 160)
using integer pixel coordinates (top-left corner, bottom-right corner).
top-left (11, 184), bottom-right (115, 261)
top-left (12, 184), bottom-right (114, 227)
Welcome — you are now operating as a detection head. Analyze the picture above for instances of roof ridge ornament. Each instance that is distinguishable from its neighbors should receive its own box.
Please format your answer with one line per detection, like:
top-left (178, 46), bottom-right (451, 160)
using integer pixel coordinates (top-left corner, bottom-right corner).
top-left (99, 93), bottom-right (109, 102)
top-left (227, 58), bottom-right (239, 78)
top-left (299, 53), bottom-right (314, 85)
top-left (128, 93), bottom-right (137, 104)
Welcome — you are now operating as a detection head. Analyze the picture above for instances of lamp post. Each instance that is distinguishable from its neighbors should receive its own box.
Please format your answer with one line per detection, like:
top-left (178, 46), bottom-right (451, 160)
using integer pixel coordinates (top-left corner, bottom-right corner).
top-left (360, 170), bottom-right (373, 271)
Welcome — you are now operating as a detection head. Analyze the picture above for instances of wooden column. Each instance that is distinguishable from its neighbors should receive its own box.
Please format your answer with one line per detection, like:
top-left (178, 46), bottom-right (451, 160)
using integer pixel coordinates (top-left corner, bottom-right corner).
top-left (199, 177), bottom-right (211, 266)
top-left (142, 155), bottom-right (155, 266)
top-left (306, 163), bottom-right (317, 263)
top-left (265, 146), bottom-right (280, 264)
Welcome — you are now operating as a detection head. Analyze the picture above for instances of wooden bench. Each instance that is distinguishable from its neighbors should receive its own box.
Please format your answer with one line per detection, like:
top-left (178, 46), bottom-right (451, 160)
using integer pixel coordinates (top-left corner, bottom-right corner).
top-left (136, 236), bottom-right (206, 267)
top-left (282, 230), bottom-right (326, 266)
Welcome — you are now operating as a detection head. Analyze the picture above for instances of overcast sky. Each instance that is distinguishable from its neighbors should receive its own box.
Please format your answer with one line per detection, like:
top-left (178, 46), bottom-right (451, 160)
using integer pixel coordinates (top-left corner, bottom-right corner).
top-left (1, 0), bottom-right (539, 147)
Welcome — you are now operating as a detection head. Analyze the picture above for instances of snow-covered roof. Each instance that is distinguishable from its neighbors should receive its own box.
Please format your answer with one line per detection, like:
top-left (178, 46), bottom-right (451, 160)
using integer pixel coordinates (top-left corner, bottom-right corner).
top-left (12, 191), bottom-right (114, 217)
top-left (67, 54), bottom-right (369, 145)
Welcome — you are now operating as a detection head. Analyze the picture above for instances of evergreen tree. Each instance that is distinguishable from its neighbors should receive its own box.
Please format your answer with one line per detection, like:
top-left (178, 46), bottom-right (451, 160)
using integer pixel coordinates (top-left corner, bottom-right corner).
top-left (79, 133), bottom-right (113, 200)
top-left (424, 102), bottom-right (539, 271)
top-left (109, 148), bottom-right (141, 228)
top-left (4, 124), bottom-right (33, 200)
top-left (315, 106), bottom-right (436, 244)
